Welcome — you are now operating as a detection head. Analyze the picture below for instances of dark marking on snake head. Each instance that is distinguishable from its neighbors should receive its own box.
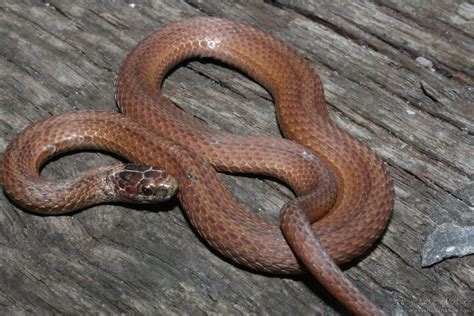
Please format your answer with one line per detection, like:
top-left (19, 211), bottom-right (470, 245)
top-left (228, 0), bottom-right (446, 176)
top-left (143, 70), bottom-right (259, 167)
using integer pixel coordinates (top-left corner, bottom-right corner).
top-left (108, 164), bottom-right (178, 203)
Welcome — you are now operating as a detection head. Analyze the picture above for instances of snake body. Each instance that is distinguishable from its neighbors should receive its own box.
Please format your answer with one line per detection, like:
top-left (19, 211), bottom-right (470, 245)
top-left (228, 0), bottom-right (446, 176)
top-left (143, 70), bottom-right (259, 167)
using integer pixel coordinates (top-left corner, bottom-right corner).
top-left (1, 18), bottom-right (394, 315)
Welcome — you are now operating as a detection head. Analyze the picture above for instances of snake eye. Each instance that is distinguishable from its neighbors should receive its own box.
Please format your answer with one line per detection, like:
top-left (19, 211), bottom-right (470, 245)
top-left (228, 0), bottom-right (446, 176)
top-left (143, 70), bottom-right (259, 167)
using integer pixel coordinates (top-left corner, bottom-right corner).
top-left (110, 164), bottom-right (178, 203)
top-left (141, 186), bottom-right (154, 196)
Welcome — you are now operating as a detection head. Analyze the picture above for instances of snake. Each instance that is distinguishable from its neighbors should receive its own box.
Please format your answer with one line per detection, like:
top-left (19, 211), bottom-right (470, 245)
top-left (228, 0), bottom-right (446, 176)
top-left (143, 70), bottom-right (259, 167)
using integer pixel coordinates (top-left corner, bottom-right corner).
top-left (0, 18), bottom-right (394, 315)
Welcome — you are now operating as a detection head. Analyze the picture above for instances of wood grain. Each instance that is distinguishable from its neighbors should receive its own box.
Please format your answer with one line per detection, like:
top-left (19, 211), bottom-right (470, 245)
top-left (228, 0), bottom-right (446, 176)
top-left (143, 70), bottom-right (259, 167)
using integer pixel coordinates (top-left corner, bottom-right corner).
top-left (1, 0), bottom-right (472, 314)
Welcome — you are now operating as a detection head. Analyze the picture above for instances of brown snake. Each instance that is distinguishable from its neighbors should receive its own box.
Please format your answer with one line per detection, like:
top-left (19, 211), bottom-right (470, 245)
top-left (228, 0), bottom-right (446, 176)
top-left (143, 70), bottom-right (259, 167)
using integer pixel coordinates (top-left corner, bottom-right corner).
top-left (1, 18), bottom-right (394, 315)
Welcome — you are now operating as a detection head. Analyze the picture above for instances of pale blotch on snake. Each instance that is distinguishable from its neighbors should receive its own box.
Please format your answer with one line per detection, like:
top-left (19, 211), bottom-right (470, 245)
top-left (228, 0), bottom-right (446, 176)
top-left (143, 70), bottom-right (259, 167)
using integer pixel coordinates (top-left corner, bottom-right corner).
top-left (0, 18), bottom-right (394, 315)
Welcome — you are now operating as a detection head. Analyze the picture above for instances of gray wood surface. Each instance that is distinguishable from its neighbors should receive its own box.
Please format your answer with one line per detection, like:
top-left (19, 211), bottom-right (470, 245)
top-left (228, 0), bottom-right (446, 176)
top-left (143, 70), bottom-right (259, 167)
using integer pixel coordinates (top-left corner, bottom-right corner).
top-left (0, 0), bottom-right (472, 314)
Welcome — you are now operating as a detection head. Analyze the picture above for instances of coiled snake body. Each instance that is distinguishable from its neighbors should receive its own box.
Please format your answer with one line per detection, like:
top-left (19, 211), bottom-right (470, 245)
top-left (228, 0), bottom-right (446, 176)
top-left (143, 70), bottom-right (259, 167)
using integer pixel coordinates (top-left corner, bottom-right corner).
top-left (1, 18), bottom-right (394, 315)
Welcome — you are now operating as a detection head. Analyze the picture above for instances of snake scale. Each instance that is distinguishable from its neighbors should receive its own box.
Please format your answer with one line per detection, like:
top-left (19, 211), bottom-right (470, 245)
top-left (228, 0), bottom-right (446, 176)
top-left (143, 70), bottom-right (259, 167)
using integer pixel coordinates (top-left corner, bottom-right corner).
top-left (1, 18), bottom-right (394, 315)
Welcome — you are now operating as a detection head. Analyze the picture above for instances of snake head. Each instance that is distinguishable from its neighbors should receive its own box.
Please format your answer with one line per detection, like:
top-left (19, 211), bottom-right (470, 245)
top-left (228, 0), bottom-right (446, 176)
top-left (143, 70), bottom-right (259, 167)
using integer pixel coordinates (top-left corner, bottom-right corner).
top-left (107, 164), bottom-right (178, 203)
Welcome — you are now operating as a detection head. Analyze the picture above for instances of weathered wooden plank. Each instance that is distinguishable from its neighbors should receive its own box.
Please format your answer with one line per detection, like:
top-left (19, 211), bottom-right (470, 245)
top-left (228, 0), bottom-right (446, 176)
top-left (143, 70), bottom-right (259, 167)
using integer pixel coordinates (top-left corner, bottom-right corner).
top-left (374, 0), bottom-right (474, 40)
top-left (272, 0), bottom-right (474, 78)
top-left (0, 0), bottom-right (472, 315)
top-left (270, 0), bottom-right (474, 132)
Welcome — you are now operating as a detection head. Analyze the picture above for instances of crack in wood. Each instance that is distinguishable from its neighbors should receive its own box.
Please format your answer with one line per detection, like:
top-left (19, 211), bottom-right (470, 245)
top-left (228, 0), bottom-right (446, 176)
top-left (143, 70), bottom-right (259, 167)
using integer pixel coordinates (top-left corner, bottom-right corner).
top-left (371, 0), bottom-right (474, 41)
top-left (269, 0), bottom-right (473, 81)
top-left (40, 0), bottom-right (71, 20)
